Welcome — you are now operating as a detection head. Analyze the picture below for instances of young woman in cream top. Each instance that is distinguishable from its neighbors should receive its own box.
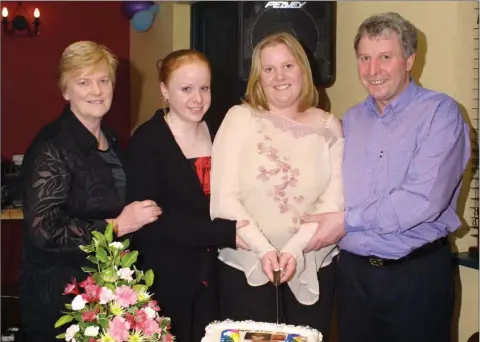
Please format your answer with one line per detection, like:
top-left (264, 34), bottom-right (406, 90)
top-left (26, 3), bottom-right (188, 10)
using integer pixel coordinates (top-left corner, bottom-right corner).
top-left (210, 32), bottom-right (344, 340)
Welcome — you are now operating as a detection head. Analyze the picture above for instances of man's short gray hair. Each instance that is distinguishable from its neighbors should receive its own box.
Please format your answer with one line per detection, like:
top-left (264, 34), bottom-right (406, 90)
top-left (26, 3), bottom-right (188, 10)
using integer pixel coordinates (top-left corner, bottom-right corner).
top-left (354, 12), bottom-right (418, 57)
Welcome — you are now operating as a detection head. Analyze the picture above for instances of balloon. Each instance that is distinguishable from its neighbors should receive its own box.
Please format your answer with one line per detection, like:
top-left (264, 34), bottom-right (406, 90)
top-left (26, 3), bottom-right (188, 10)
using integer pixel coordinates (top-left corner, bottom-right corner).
top-left (121, 1), bottom-right (154, 20)
top-left (148, 4), bottom-right (159, 16)
top-left (132, 10), bottom-right (154, 32)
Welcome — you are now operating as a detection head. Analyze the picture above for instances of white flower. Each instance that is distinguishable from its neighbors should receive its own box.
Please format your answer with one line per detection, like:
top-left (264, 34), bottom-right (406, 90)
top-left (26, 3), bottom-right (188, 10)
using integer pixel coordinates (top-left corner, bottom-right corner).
top-left (84, 326), bottom-right (100, 337)
top-left (144, 306), bottom-right (157, 319)
top-left (99, 287), bottom-right (115, 304)
top-left (71, 295), bottom-right (86, 311)
top-left (65, 324), bottom-right (80, 341)
top-left (109, 242), bottom-right (124, 249)
top-left (117, 267), bottom-right (134, 281)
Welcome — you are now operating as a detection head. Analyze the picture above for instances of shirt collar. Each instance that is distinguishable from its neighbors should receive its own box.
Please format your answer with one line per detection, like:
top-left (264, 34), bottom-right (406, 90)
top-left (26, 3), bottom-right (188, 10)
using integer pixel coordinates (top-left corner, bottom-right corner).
top-left (364, 78), bottom-right (419, 117)
top-left (60, 104), bottom-right (115, 153)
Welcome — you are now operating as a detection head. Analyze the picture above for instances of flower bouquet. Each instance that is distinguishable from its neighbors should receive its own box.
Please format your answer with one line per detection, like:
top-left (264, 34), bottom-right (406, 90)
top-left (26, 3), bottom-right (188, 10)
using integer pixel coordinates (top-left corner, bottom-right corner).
top-left (54, 223), bottom-right (174, 342)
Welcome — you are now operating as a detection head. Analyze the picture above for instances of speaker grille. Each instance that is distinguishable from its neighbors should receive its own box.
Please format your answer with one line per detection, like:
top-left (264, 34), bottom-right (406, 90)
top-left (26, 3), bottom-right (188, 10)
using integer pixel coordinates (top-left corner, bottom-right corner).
top-left (239, 1), bottom-right (336, 86)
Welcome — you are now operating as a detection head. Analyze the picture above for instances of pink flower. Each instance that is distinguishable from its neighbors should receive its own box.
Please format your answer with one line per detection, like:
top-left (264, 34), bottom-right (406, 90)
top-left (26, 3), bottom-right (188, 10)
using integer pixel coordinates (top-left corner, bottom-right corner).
top-left (79, 276), bottom-right (96, 288)
top-left (145, 300), bottom-right (160, 312)
top-left (99, 287), bottom-right (114, 304)
top-left (82, 284), bottom-right (101, 303)
top-left (82, 310), bottom-right (97, 322)
top-left (124, 313), bottom-right (137, 330)
top-left (108, 316), bottom-right (130, 341)
top-left (134, 309), bottom-right (148, 323)
top-left (124, 310), bottom-right (148, 330)
top-left (63, 277), bottom-right (80, 295)
top-left (117, 268), bottom-right (134, 281)
top-left (164, 333), bottom-right (174, 342)
top-left (114, 285), bottom-right (138, 307)
top-left (138, 319), bottom-right (160, 337)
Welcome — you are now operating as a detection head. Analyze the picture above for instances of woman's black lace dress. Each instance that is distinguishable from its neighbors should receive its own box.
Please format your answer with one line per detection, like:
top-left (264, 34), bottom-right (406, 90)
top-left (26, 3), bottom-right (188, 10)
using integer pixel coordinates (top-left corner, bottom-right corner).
top-left (19, 105), bottom-right (125, 341)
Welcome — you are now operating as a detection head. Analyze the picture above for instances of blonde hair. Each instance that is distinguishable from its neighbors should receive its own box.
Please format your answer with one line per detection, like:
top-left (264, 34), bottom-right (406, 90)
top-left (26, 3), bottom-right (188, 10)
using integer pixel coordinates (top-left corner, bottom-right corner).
top-left (244, 32), bottom-right (319, 112)
top-left (58, 41), bottom-right (119, 92)
top-left (157, 49), bottom-right (211, 84)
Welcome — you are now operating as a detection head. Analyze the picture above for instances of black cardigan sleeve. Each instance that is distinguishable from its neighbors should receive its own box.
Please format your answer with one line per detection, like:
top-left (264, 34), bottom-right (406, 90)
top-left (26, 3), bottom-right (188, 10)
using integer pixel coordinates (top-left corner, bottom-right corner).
top-left (21, 141), bottom-right (107, 254)
top-left (125, 125), bottom-right (237, 248)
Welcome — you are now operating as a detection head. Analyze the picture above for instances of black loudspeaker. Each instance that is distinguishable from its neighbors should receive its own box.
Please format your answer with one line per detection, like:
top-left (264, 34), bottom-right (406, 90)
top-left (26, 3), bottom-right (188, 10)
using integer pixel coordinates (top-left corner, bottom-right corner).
top-left (238, 1), bottom-right (336, 87)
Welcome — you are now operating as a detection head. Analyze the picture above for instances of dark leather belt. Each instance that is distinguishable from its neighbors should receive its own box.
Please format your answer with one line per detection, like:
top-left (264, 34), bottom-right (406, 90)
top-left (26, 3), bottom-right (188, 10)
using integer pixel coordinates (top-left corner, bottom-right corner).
top-left (357, 237), bottom-right (448, 267)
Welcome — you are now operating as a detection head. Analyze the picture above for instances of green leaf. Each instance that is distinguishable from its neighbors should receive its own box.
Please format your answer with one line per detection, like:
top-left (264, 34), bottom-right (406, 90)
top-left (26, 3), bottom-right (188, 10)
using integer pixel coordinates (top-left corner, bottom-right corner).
top-left (121, 238), bottom-right (130, 250)
top-left (81, 266), bottom-right (97, 273)
top-left (92, 273), bottom-right (104, 285)
top-left (86, 255), bottom-right (99, 265)
top-left (91, 231), bottom-right (107, 245)
top-left (85, 321), bottom-right (98, 327)
top-left (144, 269), bottom-right (154, 287)
top-left (65, 304), bottom-right (72, 310)
top-left (159, 317), bottom-right (171, 329)
top-left (79, 244), bottom-right (94, 253)
top-left (105, 282), bottom-right (116, 292)
top-left (98, 318), bottom-right (109, 329)
top-left (92, 237), bottom-right (100, 247)
top-left (100, 267), bottom-right (118, 282)
top-left (133, 284), bottom-right (147, 293)
top-left (56, 333), bottom-right (66, 339)
top-left (95, 247), bottom-right (109, 263)
top-left (54, 314), bottom-right (73, 328)
top-left (75, 312), bottom-right (83, 322)
top-left (105, 223), bottom-right (114, 243)
top-left (121, 250), bottom-right (138, 268)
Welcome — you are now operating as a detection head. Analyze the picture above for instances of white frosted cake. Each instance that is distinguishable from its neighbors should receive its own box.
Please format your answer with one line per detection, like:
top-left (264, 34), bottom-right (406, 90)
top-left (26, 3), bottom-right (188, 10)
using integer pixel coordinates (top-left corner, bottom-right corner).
top-left (201, 320), bottom-right (322, 342)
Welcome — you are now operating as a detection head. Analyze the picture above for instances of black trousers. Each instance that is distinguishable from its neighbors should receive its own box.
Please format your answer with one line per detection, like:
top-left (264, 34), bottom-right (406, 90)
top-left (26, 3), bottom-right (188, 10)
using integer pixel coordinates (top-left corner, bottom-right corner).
top-left (218, 259), bottom-right (336, 342)
top-left (336, 242), bottom-right (454, 342)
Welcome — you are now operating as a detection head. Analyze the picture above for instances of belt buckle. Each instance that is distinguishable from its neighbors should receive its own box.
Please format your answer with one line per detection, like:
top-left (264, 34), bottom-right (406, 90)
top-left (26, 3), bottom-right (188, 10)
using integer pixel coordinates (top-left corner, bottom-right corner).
top-left (369, 257), bottom-right (384, 267)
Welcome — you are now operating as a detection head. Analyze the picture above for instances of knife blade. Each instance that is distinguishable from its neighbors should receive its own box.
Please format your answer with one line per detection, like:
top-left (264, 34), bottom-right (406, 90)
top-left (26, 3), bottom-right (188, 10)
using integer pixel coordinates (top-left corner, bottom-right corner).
top-left (273, 269), bottom-right (281, 325)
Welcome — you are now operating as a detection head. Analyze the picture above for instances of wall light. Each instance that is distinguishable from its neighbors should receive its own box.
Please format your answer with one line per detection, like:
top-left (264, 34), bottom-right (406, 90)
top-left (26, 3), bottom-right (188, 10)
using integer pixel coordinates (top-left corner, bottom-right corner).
top-left (2, 2), bottom-right (40, 36)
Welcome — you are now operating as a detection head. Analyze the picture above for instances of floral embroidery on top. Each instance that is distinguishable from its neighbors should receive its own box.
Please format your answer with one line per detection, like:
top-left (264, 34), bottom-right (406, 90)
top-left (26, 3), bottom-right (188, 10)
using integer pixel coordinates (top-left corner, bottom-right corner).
top-left (256, 141), bottom-right (305, 229)
top-left (249, 106), bottom-right (339, 148)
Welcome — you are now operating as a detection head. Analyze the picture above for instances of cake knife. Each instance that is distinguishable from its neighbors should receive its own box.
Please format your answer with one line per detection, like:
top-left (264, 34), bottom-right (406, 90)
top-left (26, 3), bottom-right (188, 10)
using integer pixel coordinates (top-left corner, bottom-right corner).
top-left (273, 269), bottom-right (281, 326)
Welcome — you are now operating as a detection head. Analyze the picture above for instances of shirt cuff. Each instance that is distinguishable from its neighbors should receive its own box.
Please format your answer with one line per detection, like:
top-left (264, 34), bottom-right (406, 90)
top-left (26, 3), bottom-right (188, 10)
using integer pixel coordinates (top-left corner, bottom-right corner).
top-left (345, 207), bottom-right (368, 232)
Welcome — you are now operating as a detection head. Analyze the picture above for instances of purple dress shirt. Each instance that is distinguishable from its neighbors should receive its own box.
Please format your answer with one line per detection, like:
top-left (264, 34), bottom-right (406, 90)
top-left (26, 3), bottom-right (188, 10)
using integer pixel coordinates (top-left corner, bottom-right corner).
top-left (340, 80), bottom-right (471, 259)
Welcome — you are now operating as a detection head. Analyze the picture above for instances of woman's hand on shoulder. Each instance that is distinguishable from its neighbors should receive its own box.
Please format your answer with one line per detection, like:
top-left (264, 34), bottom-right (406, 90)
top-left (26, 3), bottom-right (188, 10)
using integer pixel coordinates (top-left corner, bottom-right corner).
top-left (309, 108), bottom-right (343, 138)
top-left (115, 200), bottom-right (162, 236)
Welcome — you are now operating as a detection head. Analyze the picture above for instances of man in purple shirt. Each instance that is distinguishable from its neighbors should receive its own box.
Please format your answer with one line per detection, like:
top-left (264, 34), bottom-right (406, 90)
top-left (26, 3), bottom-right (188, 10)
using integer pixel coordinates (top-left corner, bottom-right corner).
top-left (303, 12), bottom-right (471, 342)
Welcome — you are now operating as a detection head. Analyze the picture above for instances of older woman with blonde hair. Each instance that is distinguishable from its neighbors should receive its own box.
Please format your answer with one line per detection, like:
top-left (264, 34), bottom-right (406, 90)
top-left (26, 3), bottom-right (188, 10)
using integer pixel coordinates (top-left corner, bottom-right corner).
top-left (210, 32), bottom-right (344, 340)
top-left (19, 41), bottom-right (162, 341)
